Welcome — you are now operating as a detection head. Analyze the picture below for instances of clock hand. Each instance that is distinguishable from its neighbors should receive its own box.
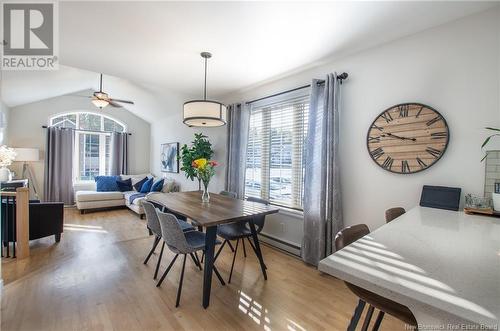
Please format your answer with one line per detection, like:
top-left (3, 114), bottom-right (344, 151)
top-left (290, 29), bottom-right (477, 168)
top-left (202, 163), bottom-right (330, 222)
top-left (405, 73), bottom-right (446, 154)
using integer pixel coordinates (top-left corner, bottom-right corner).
top-left (384, 133), bottom-right (416, 141)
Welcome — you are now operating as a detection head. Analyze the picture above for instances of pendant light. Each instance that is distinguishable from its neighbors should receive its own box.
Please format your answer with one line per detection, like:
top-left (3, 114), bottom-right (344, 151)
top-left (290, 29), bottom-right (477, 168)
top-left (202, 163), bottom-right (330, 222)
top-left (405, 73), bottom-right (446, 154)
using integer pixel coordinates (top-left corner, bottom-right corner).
top-left (183, 52), bottom-right (227, 127)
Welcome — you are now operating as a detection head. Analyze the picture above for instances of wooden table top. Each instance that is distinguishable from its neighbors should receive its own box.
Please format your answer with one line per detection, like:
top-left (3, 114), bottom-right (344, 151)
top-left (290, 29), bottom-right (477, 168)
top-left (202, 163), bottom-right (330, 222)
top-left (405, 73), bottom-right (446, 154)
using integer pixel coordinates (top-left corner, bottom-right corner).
top-left (146, 191), bottom-right (280, 227)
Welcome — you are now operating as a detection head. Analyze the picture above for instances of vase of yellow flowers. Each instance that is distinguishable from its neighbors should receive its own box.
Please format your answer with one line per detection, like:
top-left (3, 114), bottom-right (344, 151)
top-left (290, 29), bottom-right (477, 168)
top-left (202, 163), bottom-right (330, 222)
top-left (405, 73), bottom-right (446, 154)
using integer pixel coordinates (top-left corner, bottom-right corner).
top-left (192, 158), bottom-right (218, 203)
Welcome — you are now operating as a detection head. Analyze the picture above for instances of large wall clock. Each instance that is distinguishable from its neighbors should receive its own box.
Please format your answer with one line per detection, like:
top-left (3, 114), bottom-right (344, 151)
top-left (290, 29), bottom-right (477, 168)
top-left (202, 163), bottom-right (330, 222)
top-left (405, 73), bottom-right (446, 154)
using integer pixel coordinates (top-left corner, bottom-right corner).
top-left (367, 103), bottom-right (449, 174)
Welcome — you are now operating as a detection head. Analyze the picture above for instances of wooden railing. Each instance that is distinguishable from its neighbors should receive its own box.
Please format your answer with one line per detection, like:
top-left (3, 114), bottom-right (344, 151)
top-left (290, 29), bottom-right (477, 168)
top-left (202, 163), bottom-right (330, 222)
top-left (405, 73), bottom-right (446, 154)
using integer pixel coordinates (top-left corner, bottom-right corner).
top-left (1, 187), bottom-right (30, 259)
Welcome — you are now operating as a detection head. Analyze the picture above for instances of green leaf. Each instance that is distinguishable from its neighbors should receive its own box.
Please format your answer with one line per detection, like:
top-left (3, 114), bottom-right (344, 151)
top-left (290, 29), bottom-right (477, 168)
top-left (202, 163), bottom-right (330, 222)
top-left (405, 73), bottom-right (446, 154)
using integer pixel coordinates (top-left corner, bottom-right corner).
top-left (485, 127), bottom-right (500, 132)
top-left (481, 136), bottom-right (492, 148)
top-left (481, 154), bottom-right (488, 162)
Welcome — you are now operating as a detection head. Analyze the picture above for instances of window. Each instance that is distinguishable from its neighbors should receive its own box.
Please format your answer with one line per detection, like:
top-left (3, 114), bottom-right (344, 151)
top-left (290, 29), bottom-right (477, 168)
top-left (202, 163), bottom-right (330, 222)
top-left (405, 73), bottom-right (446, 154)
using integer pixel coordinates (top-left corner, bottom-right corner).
top-left (245, 91), bottom-right (309, 210)
top-left (49, 112), bottom-right (126, 181)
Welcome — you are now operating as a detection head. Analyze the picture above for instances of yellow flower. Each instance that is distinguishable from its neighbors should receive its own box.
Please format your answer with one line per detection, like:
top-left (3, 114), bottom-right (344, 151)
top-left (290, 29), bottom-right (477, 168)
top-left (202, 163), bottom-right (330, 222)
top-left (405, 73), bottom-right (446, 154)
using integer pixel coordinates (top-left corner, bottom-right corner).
top-left (194, 158), bottom-right (207, 169)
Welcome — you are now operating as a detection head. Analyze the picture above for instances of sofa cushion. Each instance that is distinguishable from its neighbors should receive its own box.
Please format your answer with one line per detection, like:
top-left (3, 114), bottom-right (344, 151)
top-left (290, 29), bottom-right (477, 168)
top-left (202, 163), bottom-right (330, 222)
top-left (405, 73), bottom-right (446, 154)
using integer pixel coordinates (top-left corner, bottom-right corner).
top-left (162, 179), bottom-right (178, 193)
top-left (75, 190), bottom-right (124, 202)
top-left (121, 174), bottom-right (153, 188)
top-left (116, 178), bottom-right (133, 192)
top-left (151, 179), bottom-right (164, 192)
top-left (95, 176), bottom-right (120, 192)
top-left (124, 191), bottom-right (146, 205)
top-left (140, 177), bottom-right (154, 193)
top-left (133, 177), bottom-right (148, 191)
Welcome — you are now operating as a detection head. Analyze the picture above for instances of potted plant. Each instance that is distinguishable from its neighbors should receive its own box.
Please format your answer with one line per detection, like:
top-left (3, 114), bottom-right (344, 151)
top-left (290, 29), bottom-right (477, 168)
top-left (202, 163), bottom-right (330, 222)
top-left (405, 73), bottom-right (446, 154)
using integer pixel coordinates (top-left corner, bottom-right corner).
top-left (180, 133), bottom-right (214, 189)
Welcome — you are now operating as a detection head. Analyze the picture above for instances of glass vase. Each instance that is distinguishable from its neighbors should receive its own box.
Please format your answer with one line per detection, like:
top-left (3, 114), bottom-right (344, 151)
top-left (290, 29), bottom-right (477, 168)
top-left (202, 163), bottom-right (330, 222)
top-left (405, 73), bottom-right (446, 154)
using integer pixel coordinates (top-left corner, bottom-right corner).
top-left (201, 180), bottom-right (210, 203)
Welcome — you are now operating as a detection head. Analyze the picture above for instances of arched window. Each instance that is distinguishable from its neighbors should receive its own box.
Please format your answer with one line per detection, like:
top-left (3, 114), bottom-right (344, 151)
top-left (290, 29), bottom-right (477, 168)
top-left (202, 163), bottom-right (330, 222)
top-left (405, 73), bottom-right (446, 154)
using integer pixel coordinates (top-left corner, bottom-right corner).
top-left (49, 112), bottom-right (127, 181)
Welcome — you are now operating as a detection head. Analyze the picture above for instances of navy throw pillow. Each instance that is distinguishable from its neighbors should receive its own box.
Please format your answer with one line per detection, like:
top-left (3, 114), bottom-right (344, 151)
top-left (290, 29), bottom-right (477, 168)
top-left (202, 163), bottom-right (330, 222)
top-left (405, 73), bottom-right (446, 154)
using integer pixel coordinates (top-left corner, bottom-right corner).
top-left (95, 176), bottom-right (120, 192)
top-left (150, 179), bottom-right (164, 192)
top-left (140, 177), bottom-right (154, 193)
top-left (116, 178), bottom-right (133, 192)
top-left (133, 177), bottom-right (148, 191)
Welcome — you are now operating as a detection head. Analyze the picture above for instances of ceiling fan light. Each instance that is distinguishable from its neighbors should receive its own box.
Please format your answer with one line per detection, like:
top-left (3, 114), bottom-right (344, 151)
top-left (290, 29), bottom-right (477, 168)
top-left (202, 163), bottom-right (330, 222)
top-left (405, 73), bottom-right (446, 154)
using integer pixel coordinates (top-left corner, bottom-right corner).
top-left (183, 101), bottom-right (227, 127)
top-left (92, 98), bottom-right (109, 109)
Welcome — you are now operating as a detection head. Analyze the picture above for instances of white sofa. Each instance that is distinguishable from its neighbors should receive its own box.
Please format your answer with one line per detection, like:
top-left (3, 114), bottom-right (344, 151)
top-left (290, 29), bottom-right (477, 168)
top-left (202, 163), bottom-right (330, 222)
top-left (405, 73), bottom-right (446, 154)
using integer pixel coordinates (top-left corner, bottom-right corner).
top-left (74, 174), bottom-right (179, 218)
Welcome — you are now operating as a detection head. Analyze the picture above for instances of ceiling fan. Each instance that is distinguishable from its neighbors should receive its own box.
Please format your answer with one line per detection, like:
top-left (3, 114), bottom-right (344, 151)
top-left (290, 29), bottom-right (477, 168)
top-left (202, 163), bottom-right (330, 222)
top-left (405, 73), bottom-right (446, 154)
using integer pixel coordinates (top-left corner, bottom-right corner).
top-left (87, 74), bottom-right (135, 109)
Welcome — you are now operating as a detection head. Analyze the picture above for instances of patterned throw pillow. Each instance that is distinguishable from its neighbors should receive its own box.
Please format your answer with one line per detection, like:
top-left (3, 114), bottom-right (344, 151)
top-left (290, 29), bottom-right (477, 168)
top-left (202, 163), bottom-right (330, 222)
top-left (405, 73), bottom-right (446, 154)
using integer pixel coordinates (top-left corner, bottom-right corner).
top-left (95, 176), bottom-right (121, 192)
top-left (162, 179), bottom-right (178, 193)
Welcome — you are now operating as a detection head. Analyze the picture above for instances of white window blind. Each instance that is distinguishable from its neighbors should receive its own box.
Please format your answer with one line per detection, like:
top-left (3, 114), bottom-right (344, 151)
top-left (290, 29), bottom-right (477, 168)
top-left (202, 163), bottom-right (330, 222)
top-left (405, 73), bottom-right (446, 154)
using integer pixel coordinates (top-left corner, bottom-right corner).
top-left (245, 91), bottom-right (310, 210)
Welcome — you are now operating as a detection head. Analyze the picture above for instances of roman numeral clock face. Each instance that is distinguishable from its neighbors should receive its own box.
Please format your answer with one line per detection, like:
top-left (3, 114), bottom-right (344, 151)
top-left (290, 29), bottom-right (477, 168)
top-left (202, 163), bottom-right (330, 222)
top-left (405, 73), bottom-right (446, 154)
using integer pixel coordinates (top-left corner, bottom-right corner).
top-left (367, 103), bottom-right (449, 174)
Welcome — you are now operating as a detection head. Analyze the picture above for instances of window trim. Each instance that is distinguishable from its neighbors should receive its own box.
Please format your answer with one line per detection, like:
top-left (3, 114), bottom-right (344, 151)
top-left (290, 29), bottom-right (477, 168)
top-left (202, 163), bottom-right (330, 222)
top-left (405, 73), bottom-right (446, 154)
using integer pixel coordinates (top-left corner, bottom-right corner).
top-left (48, 110), bottom-right (127, 133)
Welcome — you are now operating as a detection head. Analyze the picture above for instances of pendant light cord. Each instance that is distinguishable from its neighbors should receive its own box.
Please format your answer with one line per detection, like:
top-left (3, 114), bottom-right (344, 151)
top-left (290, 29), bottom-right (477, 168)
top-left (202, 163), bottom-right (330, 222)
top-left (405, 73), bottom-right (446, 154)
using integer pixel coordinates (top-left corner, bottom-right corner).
top-left (99, 74), bottom-right (103, 92)
top-left (204, 57), bottom-right (207, 100)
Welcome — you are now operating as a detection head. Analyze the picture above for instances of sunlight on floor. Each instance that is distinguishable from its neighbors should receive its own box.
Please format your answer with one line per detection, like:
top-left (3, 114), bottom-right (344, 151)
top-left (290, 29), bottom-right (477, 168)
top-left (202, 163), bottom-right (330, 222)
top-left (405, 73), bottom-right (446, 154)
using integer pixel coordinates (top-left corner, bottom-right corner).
top-left (287, 319), bottom-right (307, 331)
top-left (64, 224), bottom-right (108, 233)
top-left (238, 290), bottom-right (273, 329)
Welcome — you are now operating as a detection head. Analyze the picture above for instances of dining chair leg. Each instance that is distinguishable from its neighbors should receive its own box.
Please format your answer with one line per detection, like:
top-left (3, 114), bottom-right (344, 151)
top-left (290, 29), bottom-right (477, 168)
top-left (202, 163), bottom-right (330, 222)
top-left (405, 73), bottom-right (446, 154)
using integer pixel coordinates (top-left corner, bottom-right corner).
top-left (154, 241), bottom-right (166, 279)
top-left (227, 240), bottom-right (235, 252)
top-left (228, 238), bottom-right (240, 284)
top-left (347, 299), bottom-right (366, 331)
top-left (156, 254), bottom-right (179, 287)
top-left (193, 252), bottom-right (202, 270)
top-left (361, 305), bottom-right (375, 331)
top-left (144, 236), bottom-right (160, 265)
top-left (248, 221), bottom-right (267, 280)
top-left (241, 237), bottom-right (247, 257)
top-left (213, 239), bottom-right (227, 262)
top-left (212, 265), bottom-right (226, 286)
top-left (372, 311), bottom-right (385, 331)
top-left (175, 254), bottom-right (187, 307)
top-left (190, 253), bottom-right (202, 270)
top-left (247, 237), bottom-right (267, 270)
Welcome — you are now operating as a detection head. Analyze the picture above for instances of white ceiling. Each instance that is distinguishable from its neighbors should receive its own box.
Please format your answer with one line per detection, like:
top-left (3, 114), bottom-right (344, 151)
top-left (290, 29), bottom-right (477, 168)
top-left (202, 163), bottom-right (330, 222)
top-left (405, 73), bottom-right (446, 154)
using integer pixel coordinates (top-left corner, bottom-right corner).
top-left (2, 1), bottom-right (498, 119)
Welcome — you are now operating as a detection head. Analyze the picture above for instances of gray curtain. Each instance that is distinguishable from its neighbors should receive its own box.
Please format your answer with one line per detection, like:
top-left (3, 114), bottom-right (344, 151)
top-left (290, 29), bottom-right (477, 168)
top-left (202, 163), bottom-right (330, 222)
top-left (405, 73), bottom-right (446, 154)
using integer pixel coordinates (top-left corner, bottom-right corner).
top-left (110, 132), bottom-right (129, 175)
top-left (302, 73), bottom-right (343, 266)
top-left (225, 103), bottom-right (250, 198)
top-left (44, 127), bottom-right (74, 204)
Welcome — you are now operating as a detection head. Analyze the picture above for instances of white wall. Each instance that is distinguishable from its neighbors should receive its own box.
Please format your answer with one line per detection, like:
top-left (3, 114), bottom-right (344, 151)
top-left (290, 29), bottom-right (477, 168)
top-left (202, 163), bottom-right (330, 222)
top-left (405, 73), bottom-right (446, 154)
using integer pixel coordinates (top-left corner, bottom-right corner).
top-left (0, 101), bottom-right (9, 145)
top-left (149, 91), bottom-right (227, 192)
top-left (224, 8), bottom-right (500, 246)
top-left (8, 90), bottom-right (151, 197)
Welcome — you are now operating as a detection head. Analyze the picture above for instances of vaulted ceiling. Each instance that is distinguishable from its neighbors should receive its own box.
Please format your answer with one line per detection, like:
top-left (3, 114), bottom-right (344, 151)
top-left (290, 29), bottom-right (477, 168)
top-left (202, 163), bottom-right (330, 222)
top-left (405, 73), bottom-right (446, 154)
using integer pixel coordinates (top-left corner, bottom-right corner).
top-left (2, 1), bottom-right (497, 121)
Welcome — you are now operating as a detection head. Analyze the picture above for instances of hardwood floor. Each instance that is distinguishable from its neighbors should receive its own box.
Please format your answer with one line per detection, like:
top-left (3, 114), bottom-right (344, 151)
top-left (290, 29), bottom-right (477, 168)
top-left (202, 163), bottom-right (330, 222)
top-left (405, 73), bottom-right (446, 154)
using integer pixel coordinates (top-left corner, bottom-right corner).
top-left (1, 208), bottom-right (405, 331)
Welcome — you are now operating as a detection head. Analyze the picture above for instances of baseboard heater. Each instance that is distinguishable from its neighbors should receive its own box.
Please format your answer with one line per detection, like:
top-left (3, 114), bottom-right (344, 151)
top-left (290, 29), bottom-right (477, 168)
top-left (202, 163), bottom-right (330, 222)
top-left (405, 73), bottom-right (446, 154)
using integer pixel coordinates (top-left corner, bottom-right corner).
top-left (258, 232), bottom-right (301, 257)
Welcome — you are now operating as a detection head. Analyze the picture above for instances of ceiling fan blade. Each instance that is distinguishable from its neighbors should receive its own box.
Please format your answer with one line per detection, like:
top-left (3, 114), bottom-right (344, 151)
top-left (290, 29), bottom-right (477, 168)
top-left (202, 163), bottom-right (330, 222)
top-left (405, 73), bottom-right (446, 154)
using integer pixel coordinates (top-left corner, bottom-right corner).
top-left (110, 98), bottom-right (134, 105)
top-left (108, 101), bottom-right (123, 108)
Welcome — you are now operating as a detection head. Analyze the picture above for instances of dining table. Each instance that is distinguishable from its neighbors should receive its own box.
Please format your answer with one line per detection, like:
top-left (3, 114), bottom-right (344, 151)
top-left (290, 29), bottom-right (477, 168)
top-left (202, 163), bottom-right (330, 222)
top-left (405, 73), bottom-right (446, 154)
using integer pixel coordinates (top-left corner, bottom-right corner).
top-left (318, 206), bottom-right (500, 330)
top-left (147, 190), bottom-right (279, 308)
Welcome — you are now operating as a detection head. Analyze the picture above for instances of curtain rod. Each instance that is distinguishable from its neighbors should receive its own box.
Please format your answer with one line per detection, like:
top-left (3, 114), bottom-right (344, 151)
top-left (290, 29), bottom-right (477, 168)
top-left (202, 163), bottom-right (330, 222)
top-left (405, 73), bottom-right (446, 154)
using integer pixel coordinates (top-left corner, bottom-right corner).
top-left (245, 72), bottom-right (348, 105)
top-left (42, 125), bottom-right (132, 136)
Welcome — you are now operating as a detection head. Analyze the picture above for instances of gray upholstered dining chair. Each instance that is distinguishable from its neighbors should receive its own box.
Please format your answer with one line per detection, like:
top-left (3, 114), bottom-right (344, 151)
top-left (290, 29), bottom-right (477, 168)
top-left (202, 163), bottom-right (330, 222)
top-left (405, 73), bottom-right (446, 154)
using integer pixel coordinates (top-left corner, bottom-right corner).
top-left (142, 201), bottom-right (195, 280)
top-left (155, 210), bottom-right (226, 307)
top-left (215, 196), bottom-right (269, 283)
top-left (385, 207), bottom-right (406, 223)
